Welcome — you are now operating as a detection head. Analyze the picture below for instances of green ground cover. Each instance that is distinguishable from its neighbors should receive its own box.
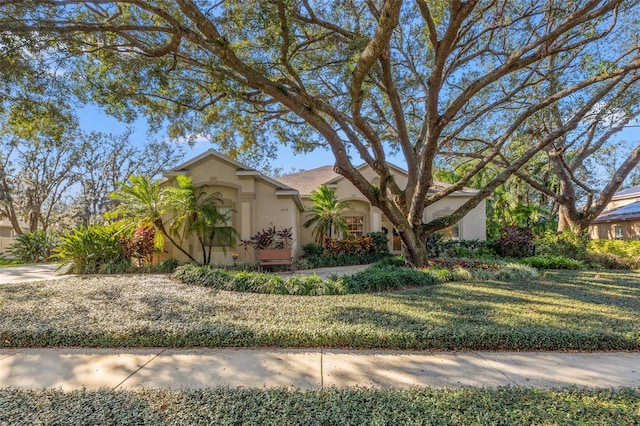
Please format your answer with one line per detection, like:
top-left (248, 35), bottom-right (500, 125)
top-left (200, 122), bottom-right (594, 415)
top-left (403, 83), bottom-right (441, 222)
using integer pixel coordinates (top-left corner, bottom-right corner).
top-left (0, 270), bottom-right (638, 350)
top-left (1, 387), bottom-right (638, 425)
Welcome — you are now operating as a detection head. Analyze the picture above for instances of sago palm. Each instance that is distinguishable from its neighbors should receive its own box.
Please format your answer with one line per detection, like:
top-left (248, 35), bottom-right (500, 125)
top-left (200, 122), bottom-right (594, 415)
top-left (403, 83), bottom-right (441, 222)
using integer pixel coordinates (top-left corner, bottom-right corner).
top-left (303, 184), bottom-right (349, 245)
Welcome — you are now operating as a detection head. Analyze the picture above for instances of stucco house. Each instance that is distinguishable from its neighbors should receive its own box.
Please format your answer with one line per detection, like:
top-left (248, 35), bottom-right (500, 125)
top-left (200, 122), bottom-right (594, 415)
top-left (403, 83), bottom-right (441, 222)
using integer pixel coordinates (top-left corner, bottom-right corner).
top-left (590, 185), bottom-right (640, 240)
top-left (0, 220), bottom-right (28, 255)
top-left (161, 149), bottom-right (486, 264)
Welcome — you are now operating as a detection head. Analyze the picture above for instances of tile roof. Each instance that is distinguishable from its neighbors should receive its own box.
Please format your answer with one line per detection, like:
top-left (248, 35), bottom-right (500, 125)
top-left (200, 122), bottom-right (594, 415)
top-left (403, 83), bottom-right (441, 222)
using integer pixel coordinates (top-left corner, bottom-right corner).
top-left (275, 165), bottom-right (339, 196)
top-left (276, 164), bottom-right (480, 196)
top-left (612, 184), bottom-right (640, 199)
top-left (593, 200), bottom-right (640, 223)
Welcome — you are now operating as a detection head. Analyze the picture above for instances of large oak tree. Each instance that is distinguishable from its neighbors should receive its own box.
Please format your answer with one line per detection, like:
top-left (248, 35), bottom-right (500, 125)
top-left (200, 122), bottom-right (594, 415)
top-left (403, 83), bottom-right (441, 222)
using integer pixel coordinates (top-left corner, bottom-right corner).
top-left (2, 0), bottom-right (640, 264)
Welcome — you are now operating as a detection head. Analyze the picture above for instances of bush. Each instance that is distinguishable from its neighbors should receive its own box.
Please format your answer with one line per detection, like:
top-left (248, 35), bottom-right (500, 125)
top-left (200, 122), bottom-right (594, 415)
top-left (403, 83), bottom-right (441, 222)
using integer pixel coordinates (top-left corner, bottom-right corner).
top-left (588, 240), bottom-right (640, 265)
top-left (54, 225), bottom-right (129, 274)
top-left (174, 264), bottom-right (347, 295)
top-left (297, 253), bottom-right (384, 269)
top-left (426, 232), bottom-right (444, 258)
top-left (345, 265), bottom-right (439, 292)
top-left (175, 256), bottom-right (539, 296)
top-left (367, 231), bottom-right (390, 256)
top-left (324, 236), bottom-right (374, 256)
top-left (535, 229), bottom-right (588, 260)
top-left (240, 226), bottom-right (294, 250)
top-left (584, 252), bottom-right (635, 270)
top-left (124, 225), bottom-right (156, 265)
top-left (302, 243), bottom-right (324, 258)
top-left (7, 231), bottom-right (56, 263)
top-left (518, 255), bottom-right (585, 270)
top-left (439, 239), bottom-right (497, 259)
top-left (158, 258), bottom-right (181, 273)
top-left (492, 226), bottom-right (535, 258)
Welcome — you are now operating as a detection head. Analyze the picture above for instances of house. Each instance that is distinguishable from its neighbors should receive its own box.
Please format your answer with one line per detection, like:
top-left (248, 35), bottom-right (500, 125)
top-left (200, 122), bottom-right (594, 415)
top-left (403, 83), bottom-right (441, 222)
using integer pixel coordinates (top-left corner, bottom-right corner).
top-left (161, 149), bottom-right (486, 264)
top-left (590, 185), bottom-right (640, 240)
top-left (0, 220), bottom-right (28, 254)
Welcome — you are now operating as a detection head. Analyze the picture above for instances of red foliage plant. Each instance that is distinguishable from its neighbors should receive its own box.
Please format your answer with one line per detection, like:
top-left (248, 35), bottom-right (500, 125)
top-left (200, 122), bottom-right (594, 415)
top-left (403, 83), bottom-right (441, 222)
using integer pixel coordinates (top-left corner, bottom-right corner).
top-left (125, 225), bottom-right (156, 265)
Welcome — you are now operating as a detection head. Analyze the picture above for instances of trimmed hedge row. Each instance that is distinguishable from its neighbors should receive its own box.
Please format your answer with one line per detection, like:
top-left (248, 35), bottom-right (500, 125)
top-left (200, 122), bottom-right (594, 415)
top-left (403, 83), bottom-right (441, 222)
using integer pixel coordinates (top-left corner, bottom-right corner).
top-left (173, 263), bottom-right (440, 295)
top-left (173, 261), bottom-right (538, 295)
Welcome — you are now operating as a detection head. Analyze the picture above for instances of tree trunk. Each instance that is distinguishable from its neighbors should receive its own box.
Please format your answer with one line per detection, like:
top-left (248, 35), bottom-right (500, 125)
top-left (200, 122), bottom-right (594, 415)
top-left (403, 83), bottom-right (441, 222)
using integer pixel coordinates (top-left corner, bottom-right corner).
top-left (153, 219), bottom-right (197, 263)
top-left (399, 228), bottom-right (429, 266)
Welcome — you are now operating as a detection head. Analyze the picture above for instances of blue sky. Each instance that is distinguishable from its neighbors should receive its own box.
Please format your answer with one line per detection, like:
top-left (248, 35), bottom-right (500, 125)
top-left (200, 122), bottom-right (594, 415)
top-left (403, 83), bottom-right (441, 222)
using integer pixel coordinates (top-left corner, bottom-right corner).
top-left (78, 104), bottom-right (639, 179)
top-left (77, 105), bottom-right (346, 174)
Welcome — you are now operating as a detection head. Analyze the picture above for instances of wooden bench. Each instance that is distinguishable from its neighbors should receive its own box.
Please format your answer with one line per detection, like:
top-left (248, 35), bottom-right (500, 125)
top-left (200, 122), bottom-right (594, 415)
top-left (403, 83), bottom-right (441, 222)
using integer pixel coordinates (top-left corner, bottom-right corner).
top-left (258, 249), bottom-right (295, 272)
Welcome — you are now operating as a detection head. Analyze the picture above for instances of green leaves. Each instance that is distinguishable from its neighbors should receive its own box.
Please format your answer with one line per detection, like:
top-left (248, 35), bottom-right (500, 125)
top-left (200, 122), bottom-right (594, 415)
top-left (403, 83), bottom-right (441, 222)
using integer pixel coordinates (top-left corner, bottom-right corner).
top-left (303, 185), bottom-right (350, 244)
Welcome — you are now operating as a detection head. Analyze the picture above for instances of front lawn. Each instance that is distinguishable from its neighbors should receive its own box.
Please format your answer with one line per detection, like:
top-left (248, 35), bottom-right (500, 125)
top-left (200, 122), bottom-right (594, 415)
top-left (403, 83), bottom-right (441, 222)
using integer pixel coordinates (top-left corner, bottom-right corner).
top-left (1, 387), bottom-right (639, 425)
top-left (0, 270), bottom-right (638, 350)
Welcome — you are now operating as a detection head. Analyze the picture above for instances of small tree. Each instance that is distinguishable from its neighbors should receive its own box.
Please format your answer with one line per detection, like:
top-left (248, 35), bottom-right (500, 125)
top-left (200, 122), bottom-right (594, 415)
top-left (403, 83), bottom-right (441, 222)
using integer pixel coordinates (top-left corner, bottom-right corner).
top-left (303, 185), bottom-right (349, 246)
top-left (165, 175), bottom-right (237, 265)
top-left (106, 175), bottom-right (197, 262)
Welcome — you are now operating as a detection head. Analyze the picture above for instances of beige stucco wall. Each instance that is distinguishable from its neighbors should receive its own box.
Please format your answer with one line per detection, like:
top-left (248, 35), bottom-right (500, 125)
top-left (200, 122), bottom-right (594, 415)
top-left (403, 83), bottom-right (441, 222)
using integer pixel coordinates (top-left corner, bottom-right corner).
top-left (296, 166), bottom-right (486, 257)
top-left (161, 154), bottom-right (299, 265)
top-left (423, 197), bottom-right (487, 241)
top-left (606, 196), bottom-right (640, 211)
top-left (589, 220), bottom-right (640, 240)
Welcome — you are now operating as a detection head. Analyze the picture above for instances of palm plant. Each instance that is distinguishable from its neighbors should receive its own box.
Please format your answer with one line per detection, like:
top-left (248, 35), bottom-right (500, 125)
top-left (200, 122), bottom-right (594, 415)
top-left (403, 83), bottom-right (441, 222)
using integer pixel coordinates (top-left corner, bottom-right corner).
top-left (303, 185), bottom-right (349, 245)
top-left (165, 175), bottom-right (237, 264)
top-left (106, 174), bottom-right (197, 262)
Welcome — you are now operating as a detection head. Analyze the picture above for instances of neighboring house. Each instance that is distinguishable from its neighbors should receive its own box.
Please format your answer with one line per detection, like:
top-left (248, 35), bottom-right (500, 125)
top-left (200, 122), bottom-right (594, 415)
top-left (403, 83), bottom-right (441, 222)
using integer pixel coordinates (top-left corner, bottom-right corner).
top-left (590, 185), bottom-right (640, 240)
top-left (161, 149), bottom-right (486, 264)
top-left (0, 220), bottom-right (28, 254)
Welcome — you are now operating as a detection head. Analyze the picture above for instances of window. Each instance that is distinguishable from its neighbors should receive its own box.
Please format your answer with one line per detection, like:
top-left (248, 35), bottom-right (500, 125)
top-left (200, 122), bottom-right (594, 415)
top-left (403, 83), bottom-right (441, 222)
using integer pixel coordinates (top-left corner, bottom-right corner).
top-left (615, 225), bottom-right (624, 240)
top-left (440, 223), bottom-right (460, 240)
top-left (345, 216), bottom-right (364, 236)
top-left (432, 211), bottom-right (460, 240)
top-left (212, 207), bottom-right (235, 247)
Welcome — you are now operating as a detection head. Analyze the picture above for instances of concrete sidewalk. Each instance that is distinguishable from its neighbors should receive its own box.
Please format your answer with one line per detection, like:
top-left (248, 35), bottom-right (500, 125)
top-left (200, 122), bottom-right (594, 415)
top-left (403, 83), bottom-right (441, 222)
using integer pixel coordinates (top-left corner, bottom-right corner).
top-left (0, 264), bottom-right (65, 284)
top-left (1, 349), bottom-right (638, 390)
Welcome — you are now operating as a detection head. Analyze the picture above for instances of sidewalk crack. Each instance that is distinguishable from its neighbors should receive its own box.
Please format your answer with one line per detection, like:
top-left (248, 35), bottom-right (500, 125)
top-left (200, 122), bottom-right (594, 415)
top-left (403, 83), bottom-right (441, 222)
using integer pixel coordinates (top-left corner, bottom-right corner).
top-left (114, 349), bottom-right (166, 390)
top-left (475, 352), bottom-right (519, 386)
top-left (320, 348), bottom-right (324, 389)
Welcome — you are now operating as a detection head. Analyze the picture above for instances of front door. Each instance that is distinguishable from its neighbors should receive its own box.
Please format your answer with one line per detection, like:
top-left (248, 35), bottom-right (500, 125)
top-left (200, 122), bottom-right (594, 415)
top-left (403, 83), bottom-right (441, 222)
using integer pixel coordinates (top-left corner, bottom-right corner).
top-left (381, 216), bottom-right (403, 254)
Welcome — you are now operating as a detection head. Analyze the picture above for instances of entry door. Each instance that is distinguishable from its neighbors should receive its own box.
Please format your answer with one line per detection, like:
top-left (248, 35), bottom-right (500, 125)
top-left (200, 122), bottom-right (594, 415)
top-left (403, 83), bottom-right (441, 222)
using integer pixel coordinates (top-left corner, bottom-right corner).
top-left (381, 216), bottom-right (403, 253)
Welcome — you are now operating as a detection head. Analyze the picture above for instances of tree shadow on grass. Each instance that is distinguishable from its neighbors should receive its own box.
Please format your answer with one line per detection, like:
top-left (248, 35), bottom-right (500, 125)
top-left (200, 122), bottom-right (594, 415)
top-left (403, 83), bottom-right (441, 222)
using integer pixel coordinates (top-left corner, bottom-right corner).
top-left (327, 278), bottom-right (640, 350)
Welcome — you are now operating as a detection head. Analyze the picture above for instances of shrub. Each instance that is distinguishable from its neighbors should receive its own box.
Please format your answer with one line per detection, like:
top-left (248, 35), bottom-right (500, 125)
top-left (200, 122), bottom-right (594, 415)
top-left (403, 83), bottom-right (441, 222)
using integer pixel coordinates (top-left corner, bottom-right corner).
top-left (7, 230), bottom-right (56, 263)
top-left (492, 226), bottom-right (535, 258)
top-left (54, 225), bottom-right (129, 274)
top-left (426, 232), bottom-right (444, 258)
top-left (240, 226), bottom-right (294, 250)
top-left (324, 236), bottom-right (374, 256)
top-left (302, 243), bottom-right (324, 258)
top-left (345, 266), bottom-right (439, 292)
top-left (535, 229), bottom-right (588, 260)
top-left (439, 239), bottom-right (496, 259)
top-left (588, 240), bottom-right (640, 264)
top-left (584, 252), bottom-right (635, 270)
top-left (367, 232), bottom-right (390, 256)
top-left (124, 225), bottom-right (156, 265)
top-left (296, 253), bottom-right (384, 269)
top-left (159, 258), bottom-right (181, 273)
top-left (518, 255), bottom-right (585, 270)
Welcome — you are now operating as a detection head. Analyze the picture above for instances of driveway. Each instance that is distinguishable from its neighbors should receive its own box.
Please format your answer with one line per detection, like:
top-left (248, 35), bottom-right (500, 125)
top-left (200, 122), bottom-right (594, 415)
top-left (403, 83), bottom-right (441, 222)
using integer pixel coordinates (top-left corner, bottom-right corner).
top-left (0, 264), bottom-right (66, 284)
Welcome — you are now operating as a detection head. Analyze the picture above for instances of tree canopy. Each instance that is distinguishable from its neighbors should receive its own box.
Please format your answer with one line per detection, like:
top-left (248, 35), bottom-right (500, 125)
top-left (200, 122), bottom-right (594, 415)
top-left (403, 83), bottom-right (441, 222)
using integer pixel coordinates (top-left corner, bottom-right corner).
top-left (2, 0), bottom-right (639, 264)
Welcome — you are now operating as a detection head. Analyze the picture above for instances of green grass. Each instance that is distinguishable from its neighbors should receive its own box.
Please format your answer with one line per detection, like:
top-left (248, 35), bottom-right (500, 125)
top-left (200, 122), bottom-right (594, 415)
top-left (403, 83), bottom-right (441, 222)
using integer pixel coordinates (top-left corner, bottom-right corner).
top-left (1, 270), bottom-right (638, 350)
top-left (0, 387), bottom-right (639, 425)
